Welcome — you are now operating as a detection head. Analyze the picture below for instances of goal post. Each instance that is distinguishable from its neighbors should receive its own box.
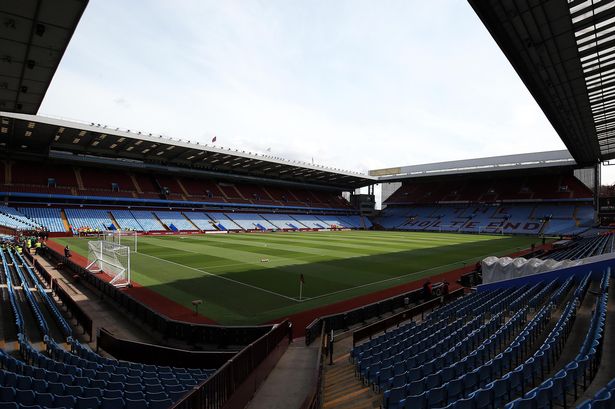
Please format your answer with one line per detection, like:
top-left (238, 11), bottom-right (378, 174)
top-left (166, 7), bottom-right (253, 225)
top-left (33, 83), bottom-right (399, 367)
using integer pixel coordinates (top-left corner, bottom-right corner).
top-left (86, 241), bottom-right (131, 287)
top-left (99, 231), bottom-right (138, 253)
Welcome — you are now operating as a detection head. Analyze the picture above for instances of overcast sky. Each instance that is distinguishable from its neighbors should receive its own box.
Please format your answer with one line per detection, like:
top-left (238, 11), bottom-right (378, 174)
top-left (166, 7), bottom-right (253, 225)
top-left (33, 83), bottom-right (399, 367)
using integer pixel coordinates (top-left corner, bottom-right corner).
top-left (39, 0), bottom-right (614, 185)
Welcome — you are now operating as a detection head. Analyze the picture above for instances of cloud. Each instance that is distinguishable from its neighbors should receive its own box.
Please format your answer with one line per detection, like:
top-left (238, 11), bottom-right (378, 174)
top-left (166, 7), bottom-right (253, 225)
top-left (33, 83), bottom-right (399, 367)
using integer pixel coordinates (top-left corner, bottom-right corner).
top-left (40, 0), bottom-right (579, 185)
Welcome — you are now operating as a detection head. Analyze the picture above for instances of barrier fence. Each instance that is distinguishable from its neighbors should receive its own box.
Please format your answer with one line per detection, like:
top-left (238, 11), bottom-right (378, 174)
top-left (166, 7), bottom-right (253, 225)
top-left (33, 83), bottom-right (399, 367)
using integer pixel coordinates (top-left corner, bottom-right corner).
top-left (97, 328), bottom-right (236, 369)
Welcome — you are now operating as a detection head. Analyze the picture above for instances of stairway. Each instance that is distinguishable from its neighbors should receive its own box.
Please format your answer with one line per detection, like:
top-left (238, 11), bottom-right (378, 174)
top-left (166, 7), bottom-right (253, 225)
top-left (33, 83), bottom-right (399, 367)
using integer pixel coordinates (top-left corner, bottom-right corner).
top-left (231, 185), bottom-right (247, 201)
top-left (60, 209), bottom-right (71, 233)
top-left (181, 212), bottom-right (200, 231)
top-left (177, 179), bottom-right (191, 197)
top-left (74, 167), bottom-right (85, 190)
top-left (322, 337), bottom-right (381, 409)
top-left (129, 174), bottom-right (143, 193)
top-left (152, 212), bottom-right (170, 231)
top-left (107, 212), bottom-right (121, 230)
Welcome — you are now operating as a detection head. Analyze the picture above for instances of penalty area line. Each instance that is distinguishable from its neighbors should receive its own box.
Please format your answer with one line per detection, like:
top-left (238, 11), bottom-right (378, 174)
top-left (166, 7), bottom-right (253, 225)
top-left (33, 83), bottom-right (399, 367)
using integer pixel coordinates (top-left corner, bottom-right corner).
top-left (137, 252), bottom-right (301, 302)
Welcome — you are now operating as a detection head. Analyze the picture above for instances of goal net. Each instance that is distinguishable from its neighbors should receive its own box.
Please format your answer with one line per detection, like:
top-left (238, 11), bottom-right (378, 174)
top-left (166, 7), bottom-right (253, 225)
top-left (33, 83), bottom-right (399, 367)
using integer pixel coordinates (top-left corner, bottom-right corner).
top-left (99, 231), bottom-right (138, 253)
top-left (86, 241), bottom-right (131, 287)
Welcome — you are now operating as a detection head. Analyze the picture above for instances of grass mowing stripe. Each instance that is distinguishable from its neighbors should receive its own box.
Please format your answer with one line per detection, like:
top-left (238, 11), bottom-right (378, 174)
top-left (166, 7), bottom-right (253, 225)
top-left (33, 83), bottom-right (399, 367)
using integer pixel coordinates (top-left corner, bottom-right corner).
top-left (54, 232), bottom-right (536, 324)
top-left (137, 252), bottom-right (302, 302)
top-left (305, 246), bottom-right (519, 301)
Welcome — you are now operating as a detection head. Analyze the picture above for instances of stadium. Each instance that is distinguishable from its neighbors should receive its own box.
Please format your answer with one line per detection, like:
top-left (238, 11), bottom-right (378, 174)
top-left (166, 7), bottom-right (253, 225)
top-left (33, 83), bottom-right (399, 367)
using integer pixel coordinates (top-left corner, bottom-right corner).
top-left (0, 1), bottom-right (614, 409)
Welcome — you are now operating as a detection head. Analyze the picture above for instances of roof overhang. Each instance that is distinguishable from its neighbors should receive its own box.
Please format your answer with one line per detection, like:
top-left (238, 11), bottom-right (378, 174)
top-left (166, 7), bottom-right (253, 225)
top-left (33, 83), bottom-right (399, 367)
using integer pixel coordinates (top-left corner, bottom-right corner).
top-left (468, 0), bottom-right (615, 165)
top-left (0, 112), bottom-right (375, 189)
top-left (0, 0), bottom-right (88, 114)
top-left (371, 150), bottom-right (580, 182)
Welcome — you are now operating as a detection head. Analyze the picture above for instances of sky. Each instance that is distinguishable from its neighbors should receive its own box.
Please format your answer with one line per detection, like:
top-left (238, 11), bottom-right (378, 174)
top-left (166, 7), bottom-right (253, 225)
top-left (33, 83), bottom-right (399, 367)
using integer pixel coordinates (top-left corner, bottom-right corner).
top-left (39, 0), bottom-right (615, 187)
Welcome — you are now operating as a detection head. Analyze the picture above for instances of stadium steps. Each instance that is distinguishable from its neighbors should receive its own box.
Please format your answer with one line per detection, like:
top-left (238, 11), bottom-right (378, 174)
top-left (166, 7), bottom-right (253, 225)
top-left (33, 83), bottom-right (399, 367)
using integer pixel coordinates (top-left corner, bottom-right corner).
top-left (74, 167), bottom-right (85, 190)
top-left (287, 189), bottom-right (303, 204)
top-left (231, 184), bottom-right (248, 201)
top-left (107, 211), bottom-right (121, 230)
top-left (60, 209), bottom-right (70, 233)
top-left (176, 179), bottom-right (191, 197)
top-left (577, 282), bottom-right (615, 403)
top-left (289, 215), bottom-right (309, 229)
top-left (152, 212), bottom-right (170, 231)
top-left (129, 173), bottom-right (143, 193)
top-left (322, 336), bottom-right (380, 409)
top-left (260, 187), bottom-right (278, 203)
top-left (181, 212), bottom-right (201, 231)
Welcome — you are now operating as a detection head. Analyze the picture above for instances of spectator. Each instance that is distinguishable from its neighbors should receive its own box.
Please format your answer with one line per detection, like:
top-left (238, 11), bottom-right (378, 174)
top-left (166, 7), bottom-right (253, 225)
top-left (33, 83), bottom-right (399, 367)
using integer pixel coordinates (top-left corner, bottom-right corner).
top-left (422, 280), bottom-right (432, 299)
top-left (442, 281), bottom-right (449, 296)
top-left (64, 245), bottom-right (72, 258)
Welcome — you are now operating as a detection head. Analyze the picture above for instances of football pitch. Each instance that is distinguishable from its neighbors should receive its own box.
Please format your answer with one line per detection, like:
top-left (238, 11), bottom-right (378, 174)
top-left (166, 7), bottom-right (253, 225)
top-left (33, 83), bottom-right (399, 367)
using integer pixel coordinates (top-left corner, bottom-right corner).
top-left (54, 231), bottom-right (536, 325)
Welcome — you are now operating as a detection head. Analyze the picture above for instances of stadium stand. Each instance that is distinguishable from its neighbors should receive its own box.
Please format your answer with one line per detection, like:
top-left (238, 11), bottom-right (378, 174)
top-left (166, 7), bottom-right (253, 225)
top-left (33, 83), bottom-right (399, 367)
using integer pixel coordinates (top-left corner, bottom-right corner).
top-left (153, 211), bottom-right (197, 231)
top-left (385, 175), bottom-right (593, 205)
top-left (0, 246), bottom-right (215, 409)
top-left (347, 266), bottom-right (613, 409)
top-left (542, 233), bottom-right (615, 261)
top-left (19, 208), bottom-right (65, 233)
top-left (109, 210), bottom-right (144, 231)
top-left (259, 213), bottom-right (304, 230)
top-left (224, 213), bottom-right (276, 231)
top-left (288, 215), bottom-right (327, 229)
top-left (181, 212), bottom-right (218, 231)
top-left (376, 203), bottom-right (594, 236)
top-left (205, 212), bottom-right (242, 231)
top-left (0, 207), bottom-right (42, 231)
top-left (63, 209), bottom-right (114, 233)
top-left (129, 211), bottom-right (165, 232)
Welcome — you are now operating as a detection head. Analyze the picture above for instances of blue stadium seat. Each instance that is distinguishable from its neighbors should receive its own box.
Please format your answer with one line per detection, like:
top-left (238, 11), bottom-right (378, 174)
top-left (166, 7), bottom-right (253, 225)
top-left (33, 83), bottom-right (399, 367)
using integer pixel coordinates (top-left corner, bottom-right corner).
top-left (101, 397), bottom-right (125, 409)
top-left (125, 398), bottom-right (149, 409)
top-left (15, 389), bottom-right (36, 406)
top-left (76, 396), bottom-right (100, 409)
top-left (149, 399), bottom-right (174, 409)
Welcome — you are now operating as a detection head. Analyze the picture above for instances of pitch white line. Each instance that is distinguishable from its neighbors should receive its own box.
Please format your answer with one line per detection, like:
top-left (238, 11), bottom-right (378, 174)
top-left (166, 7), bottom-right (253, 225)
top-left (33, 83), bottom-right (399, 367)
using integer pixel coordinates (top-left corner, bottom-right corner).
top-left (136, 252), bottom-right (300, 302)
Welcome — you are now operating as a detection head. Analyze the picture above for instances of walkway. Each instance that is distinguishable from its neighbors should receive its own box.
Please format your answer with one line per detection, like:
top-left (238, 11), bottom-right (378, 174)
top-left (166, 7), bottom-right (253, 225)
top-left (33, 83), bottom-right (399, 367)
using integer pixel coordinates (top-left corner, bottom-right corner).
top-left (246, 337), bottom-right (320, 409)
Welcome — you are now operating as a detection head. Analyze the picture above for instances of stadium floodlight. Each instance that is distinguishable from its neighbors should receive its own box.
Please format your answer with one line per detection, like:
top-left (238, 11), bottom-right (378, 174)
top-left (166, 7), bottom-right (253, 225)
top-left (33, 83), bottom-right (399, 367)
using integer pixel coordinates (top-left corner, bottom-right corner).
top-left (86, 241), bottom-right (131, 288)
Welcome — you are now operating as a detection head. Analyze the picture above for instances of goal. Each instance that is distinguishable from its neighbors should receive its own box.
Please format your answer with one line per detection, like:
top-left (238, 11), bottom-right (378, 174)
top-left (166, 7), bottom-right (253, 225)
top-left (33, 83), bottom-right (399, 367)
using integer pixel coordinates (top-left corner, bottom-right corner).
top-left (86, 241), bottom-right (131, 287)
top-left (99, 231), bottom-right (138, 253)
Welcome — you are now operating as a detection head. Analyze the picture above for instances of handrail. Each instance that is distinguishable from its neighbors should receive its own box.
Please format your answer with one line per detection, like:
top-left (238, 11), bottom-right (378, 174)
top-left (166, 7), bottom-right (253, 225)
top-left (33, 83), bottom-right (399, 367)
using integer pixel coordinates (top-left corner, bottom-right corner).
top-left (299, 323), bottom-right (327, 409)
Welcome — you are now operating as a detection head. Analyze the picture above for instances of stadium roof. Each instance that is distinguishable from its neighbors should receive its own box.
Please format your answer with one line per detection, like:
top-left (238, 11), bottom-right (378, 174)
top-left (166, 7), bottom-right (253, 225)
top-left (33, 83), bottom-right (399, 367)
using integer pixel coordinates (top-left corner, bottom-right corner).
top-left (0, 0), bottom-right (87, 114)
top-left (370, 150), bottom-right (578, 181)
top-left (0, 112), bottom-right (375, 189)
top-left (469, 0), bottom-right (615, 166)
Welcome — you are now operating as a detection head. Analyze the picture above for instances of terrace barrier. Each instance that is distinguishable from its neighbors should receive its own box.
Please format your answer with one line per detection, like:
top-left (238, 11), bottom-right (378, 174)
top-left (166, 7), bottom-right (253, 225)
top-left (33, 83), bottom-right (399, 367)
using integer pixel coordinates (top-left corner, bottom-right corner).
top-left (97, 328), bottom-right (236, 369)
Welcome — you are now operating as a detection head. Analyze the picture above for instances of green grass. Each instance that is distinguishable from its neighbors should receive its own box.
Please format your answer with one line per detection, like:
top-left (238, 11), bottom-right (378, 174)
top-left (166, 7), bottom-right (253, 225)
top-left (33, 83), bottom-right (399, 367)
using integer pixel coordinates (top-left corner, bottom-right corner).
top-left (54, 231), bottom-right (536, 325)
